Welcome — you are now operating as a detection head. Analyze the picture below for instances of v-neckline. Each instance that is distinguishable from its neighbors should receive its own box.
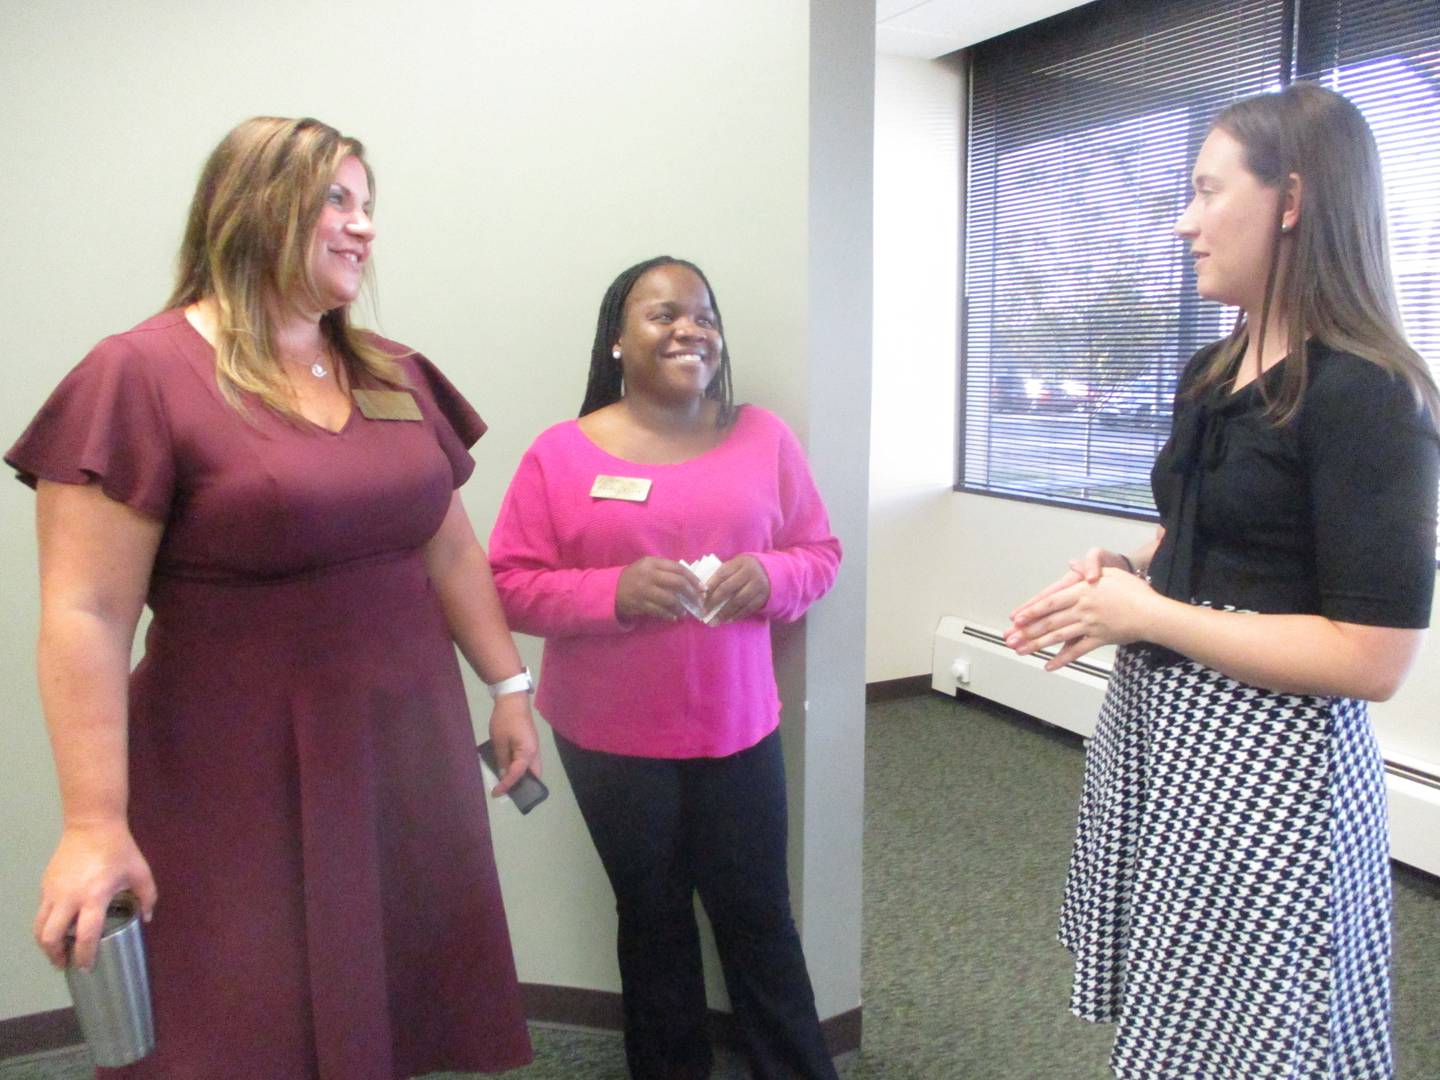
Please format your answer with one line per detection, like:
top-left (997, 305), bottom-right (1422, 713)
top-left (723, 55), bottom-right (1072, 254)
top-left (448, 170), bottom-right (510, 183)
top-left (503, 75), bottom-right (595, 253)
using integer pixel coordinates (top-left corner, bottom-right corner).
top-left (176, 308), bottom-right (357, 435)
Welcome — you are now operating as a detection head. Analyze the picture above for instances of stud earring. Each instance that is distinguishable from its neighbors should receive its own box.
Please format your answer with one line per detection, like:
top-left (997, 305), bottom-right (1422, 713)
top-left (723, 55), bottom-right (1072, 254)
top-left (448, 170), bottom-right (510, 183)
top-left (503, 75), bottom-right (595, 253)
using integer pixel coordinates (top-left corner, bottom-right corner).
top-left (612, 346), bottom-right (622, 360)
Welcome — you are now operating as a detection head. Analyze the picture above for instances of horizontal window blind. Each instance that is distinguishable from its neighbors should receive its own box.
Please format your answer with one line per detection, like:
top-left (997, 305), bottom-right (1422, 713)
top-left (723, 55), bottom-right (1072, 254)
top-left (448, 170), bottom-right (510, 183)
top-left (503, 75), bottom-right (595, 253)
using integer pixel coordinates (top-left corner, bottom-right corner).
top-left (962, 0), bottom-right (1288, 514)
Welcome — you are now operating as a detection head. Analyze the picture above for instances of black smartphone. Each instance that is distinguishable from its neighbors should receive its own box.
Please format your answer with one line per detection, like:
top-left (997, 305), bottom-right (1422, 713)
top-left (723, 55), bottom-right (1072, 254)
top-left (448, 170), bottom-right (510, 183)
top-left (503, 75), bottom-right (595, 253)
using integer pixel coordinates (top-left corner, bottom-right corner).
top-left (477, 740), bottom-right (549, 814)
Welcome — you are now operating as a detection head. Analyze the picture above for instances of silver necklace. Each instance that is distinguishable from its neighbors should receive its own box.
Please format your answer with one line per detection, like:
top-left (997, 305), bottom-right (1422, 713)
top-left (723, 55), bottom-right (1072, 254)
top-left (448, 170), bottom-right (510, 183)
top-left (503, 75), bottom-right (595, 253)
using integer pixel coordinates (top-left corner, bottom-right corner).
top-left (310, 358), bottom-right (329, 379)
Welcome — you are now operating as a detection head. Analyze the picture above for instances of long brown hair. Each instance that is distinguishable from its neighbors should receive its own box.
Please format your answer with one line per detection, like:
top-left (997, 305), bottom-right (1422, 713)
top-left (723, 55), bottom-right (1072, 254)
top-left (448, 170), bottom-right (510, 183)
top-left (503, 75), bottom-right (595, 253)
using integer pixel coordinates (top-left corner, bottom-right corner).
top-left (167, 116), bottom-right (404, 418)
top-left (1186, 82), bottom-right (1439, 425)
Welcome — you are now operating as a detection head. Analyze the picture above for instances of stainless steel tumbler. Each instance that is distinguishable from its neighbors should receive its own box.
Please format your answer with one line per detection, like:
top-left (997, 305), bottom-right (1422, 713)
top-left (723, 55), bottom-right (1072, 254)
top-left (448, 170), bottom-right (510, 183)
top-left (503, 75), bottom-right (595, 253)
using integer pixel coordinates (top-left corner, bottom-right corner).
top-left (64, 893), bottom-right (155, 1067)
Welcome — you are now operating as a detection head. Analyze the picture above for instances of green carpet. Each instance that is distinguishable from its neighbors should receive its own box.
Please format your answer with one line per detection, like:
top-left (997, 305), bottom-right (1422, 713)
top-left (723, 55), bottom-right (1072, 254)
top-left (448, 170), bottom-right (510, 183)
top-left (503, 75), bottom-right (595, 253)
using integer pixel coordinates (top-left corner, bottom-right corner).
top-left (5, 693), bottom-right (1437, 1078)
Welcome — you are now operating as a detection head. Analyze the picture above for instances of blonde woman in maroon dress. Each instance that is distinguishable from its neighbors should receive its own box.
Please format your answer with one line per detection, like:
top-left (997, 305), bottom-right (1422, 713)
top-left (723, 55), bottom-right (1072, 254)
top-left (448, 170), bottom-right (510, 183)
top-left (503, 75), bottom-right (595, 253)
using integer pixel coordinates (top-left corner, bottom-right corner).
top-left (7, 117), bottom-right (537, 1078)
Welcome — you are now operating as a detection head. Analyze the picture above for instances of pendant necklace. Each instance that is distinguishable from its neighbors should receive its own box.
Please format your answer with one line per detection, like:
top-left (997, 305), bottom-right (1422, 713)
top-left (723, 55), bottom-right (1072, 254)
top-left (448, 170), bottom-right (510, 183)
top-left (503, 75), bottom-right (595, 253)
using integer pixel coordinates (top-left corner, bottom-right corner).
top-left (309, 347), bottom-right (330, 379)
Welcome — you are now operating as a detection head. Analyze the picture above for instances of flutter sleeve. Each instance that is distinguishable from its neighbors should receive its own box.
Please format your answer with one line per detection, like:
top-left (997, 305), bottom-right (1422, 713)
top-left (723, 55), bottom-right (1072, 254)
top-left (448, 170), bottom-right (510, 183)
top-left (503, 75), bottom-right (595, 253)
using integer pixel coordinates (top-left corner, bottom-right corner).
top-left (403, 352), bottom-right (488, 489)
top-left (1303, 357), bottom-right (1439, 628)
top-left (751, 418), bottom-right (843, 623)
top-left (5, 335), bottom-right (176, 521)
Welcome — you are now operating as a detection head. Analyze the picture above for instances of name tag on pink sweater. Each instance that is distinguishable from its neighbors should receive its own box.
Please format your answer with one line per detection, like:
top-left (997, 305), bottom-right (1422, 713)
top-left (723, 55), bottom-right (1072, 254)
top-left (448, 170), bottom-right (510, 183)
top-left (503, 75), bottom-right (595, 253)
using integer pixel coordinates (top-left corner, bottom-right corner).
top-left (590, 475), bottom-right (652, 502)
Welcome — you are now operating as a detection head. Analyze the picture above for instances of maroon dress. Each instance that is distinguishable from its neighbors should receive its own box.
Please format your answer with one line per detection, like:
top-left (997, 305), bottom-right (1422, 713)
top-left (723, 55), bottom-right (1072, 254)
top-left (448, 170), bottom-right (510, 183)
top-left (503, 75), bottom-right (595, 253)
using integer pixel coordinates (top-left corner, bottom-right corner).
top-left (6, 311), bottom-right (533, 1079)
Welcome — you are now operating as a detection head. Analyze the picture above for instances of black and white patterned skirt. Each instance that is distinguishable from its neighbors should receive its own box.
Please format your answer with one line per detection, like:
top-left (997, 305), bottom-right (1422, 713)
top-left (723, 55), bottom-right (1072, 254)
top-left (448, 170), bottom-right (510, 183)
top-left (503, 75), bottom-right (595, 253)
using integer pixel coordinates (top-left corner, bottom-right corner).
top-left (1059, 644), bottom-right (1393, 1079)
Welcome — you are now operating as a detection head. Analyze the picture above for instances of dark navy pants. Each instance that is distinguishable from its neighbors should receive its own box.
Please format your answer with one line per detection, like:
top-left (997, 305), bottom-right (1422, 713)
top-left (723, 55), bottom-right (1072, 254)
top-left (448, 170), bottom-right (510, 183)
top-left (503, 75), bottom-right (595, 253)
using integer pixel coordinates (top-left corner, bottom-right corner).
top-left (555, 729), bottom-right (839, 1080)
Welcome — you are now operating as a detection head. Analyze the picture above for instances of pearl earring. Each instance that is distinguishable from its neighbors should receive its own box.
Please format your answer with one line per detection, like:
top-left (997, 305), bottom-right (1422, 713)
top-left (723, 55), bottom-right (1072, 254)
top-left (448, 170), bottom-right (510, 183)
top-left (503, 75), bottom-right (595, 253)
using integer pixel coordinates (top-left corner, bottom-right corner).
top-left (612, 346), bottom-right (622, 360)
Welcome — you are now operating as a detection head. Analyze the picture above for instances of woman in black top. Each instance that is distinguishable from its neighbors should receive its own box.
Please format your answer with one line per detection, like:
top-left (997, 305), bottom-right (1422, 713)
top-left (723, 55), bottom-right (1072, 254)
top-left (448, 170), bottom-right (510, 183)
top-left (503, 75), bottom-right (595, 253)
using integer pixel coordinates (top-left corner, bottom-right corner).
top-left (1007, 83), bottom-right (1438, 1078)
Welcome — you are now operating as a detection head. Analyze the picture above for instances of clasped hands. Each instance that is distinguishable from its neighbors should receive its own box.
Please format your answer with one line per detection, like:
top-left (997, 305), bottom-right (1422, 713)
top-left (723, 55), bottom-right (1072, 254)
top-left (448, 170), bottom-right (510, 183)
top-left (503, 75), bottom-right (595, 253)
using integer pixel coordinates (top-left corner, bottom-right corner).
top-left (616, 554), bottom-right (769, 624)
top-left (1005, 547), bottom-right (1161, 669)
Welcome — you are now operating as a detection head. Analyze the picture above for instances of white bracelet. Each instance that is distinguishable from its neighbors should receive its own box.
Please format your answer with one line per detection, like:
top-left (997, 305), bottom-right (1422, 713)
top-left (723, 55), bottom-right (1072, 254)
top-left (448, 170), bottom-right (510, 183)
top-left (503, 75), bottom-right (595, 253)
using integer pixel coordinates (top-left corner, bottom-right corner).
top-left (488, 667), bottom-right (533, 699)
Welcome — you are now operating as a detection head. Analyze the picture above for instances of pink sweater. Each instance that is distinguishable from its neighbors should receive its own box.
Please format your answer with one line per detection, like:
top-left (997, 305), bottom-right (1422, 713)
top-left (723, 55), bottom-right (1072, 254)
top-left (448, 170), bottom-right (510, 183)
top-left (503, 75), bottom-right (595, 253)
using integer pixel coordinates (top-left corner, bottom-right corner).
top-left (488, 405), bottom-right (841, 758)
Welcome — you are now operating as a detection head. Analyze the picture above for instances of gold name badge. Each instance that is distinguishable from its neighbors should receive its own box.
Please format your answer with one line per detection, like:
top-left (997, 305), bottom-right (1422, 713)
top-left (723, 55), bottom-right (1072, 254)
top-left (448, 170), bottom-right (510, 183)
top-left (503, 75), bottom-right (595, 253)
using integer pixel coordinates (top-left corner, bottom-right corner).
top-left (590, 475), bottom-right (652, 502)
top-left (352, 390), bottom-right (422, 421)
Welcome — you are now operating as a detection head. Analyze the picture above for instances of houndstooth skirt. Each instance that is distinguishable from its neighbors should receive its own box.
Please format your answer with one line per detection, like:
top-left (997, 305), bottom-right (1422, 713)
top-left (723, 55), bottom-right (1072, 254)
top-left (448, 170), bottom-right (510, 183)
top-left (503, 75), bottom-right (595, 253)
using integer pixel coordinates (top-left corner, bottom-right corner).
top-left (1059, 644), bottom-right (1393, 1079)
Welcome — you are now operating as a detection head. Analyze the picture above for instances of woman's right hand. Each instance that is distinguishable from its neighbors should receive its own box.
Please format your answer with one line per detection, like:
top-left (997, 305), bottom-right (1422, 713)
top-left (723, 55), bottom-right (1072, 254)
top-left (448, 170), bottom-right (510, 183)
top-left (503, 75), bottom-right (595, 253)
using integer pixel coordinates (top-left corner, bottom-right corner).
top-left (1066, 547), bottom-right (1137, 586)
top-left (616, 557), bottom-right (705, 622)
top-left (34, 822), bottom-right (157, 972)
top-left (1008, 548), bottom-right (1134, 625)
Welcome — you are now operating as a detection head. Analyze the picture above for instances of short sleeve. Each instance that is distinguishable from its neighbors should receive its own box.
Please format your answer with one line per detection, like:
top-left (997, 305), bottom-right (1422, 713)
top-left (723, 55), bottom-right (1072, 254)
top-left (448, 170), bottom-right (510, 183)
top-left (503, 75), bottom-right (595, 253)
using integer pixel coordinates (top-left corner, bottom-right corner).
top-left (5, 335), bottom-right (176, 521)
top-left (1304, 357), bottom-right (1439, 628)
top-left (402, 353), bottom-right (488, 489)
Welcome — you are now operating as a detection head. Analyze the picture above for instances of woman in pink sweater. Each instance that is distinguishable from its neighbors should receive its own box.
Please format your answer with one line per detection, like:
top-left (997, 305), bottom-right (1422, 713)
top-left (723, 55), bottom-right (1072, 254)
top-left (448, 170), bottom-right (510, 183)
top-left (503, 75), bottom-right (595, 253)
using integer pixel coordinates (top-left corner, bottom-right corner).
top-left (489, 256), bottom-right (841, 1079)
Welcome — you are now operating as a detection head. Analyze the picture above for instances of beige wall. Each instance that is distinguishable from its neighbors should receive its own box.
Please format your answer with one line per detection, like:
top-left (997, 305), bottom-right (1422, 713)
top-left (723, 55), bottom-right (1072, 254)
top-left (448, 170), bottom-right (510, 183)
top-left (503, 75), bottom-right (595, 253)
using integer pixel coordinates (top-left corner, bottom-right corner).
top-left (0, 0), bottom-right (871, 1024)
top-left (868, 52), bottom-right (1440, 774)
top-left (868, 52), bottom-right (965, 682)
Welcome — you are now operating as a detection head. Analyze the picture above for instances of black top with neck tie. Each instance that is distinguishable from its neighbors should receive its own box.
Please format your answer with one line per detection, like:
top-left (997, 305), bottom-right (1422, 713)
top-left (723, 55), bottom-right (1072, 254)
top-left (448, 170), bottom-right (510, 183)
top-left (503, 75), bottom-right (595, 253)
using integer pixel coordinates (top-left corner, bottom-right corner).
top-left (1141, 339), bottom-right (1438, 665)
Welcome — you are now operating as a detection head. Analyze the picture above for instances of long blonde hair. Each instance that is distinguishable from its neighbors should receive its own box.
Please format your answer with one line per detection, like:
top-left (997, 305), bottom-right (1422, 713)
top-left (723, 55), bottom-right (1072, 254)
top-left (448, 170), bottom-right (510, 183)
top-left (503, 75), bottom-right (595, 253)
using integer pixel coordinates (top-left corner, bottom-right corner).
top-left (167, 116), bottom-right (404, 417)
top-left (1186, 82), bottom-right (1439, 425)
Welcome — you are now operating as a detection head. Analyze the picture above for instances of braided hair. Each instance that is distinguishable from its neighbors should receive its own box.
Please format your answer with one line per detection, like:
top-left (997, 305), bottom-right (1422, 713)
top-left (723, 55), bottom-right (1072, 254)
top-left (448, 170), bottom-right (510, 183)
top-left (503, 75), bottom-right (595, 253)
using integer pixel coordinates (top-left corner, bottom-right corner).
top-left (579, 256), bottom-right (735, 426)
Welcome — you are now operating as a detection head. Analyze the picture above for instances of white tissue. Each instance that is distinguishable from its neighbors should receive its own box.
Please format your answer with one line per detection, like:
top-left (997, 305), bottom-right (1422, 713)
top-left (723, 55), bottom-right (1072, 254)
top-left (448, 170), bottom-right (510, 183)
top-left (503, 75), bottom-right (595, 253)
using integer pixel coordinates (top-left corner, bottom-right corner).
top-left (679, 553), bottom-right (728, 625)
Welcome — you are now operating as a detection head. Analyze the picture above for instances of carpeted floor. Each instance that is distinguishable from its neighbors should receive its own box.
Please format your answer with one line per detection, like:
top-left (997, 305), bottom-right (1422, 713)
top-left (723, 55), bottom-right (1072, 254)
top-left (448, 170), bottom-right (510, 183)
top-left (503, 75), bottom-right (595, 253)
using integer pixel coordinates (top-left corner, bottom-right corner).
top-left (4, 692), bottom-right (1438, 1078)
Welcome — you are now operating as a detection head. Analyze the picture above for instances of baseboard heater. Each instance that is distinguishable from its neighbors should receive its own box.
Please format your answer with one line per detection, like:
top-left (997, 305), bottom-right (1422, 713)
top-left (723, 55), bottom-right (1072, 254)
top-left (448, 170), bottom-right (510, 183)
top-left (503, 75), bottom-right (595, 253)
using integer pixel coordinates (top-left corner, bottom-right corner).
top-left (932, 616), bottom-right (1440, 877)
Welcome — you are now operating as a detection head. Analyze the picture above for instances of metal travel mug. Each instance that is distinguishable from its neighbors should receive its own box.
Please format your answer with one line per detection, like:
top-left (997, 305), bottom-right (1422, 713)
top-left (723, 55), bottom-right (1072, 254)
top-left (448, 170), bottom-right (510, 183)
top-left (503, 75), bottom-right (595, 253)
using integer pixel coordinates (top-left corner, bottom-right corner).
top-left (64, 893), bottom-right (155, 1067)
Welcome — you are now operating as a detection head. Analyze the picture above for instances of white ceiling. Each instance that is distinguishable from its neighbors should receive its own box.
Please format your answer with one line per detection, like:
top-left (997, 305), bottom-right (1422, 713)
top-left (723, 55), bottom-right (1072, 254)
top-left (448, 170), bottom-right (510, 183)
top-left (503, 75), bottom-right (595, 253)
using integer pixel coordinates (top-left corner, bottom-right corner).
top-left (876, 0), bottom-right (1086, 58)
